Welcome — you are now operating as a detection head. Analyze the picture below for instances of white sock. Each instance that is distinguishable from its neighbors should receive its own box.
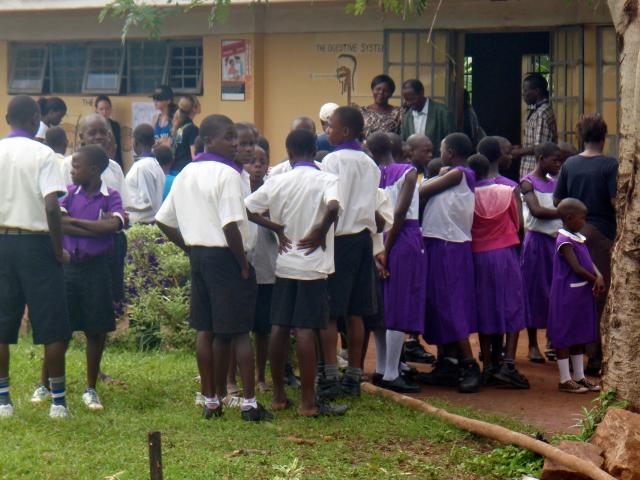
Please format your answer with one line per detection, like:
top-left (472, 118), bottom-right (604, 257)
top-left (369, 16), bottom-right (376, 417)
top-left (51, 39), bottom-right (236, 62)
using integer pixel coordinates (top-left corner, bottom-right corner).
top-left (204, 395), bottom-right (219, 407)
top-left (241, 397), bottom-right (258, 411)
top-left (558, 358), bottom-right (571, 383)
top-left (571, 354), bottom-right (585, 381)
top-left (373, 329), bottom-right (387, 374)
top-left (383, 330), bottom-right (405, 381)
top-left (400, 362), bottom-right (410, 372)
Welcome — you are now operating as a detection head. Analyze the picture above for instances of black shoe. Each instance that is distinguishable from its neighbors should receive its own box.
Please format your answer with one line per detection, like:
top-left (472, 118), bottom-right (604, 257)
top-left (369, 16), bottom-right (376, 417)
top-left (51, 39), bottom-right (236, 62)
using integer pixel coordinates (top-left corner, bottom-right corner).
top-left (315, 399), bottom-right (348, 416)
top-left (400, 365), bottom-right (419, 378)
top-left (380, 375), bottom-right (421, 394)
top-left (482, 366), bottom-right (503, 387)
top-left (372, 373), bottom-right (383, 386)
top-left (284, 363), bottom-right (301, 388)
top-left (585, 357), bottom-right (602, 377)
top-left (340, 376), bottom-right (361, 397)
top-left (494, 363), bottom-right (530, 389)
top-left (416, 358), bottom-right (460, 387)
top-left (403, 340), bottom-right (436, 364)
top-left (317, 378), bottom-right (341, 400)
top-left (203, 404), bottom-right (223, 419)
top-left (458, 361), bottom-right (482, 393)
top-left (241, 403), bottom-right (274, 422)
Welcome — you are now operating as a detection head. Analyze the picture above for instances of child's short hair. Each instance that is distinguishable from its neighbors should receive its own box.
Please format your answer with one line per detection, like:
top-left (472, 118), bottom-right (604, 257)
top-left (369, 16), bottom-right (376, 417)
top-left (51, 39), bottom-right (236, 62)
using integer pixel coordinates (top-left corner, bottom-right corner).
top-left (286, 129), bottom-right (317, 159)
top-left (133, 123), bottom-right (155, 148)
top-left (333, 106), bottom-right (364, 139)
top-left (257, 136), bottom-right (270, 157)
top-left (7, 95), bottom-right (39, 126)
top-left (366, 132), bottom-right (391, 158)
top-left (477, 136), bottom-right (502, 163)
top-left (77, 144), bottom-right (109, 173)
top-left (253, 146), bottom-right (268, 164)
top-left (45, 126), bottom-right (67, 150)
top-left (291, 116), bottom-right (316, 133)
top-left (200, 114), bottom-right (234, 141)
top-left (153, 145), bottom-right (174, 168)
top-left (468, 153), bottom-right (489, 179)
top-left (534, 142), bottom-right (561, 159)
top-left (577, 115), bottom-right (608, 144)
top-left (235, 121), bottom-right (259, 141)
top-left (557, 197), bottom-right (587, 221)
top-left (443, 133), bottom-right (473, 159)
top-left (427, 157), bottom-right (443, 178)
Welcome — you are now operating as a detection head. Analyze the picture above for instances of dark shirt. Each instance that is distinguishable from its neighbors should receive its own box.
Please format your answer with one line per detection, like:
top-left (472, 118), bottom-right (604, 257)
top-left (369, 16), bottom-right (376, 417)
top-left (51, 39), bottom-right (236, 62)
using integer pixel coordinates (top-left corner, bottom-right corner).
top-left (172, 122), bottom-right (199, 173)
top-left (316, 133), bottom-right (334, 153)
top-left (554, 154), bottom-right (618, 240)
top-left (108, 119), bottom-right (123, 169)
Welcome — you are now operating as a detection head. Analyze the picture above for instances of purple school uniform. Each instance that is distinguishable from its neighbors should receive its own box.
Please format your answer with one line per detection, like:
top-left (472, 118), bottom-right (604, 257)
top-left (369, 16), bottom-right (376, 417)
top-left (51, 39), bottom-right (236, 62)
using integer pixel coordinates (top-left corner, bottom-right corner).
top-left (422, 166), bottom-right (477, 345)
top-left (60, 183), bottom-right (125, 263)
top-left (380, 163), bottom-right (426, 334)
top-left (520, 174), bottom-right (562, 329)
top-left (494, 175), bottom-right (518, 188)
top-left (547, 229), bottom-right (598, 349)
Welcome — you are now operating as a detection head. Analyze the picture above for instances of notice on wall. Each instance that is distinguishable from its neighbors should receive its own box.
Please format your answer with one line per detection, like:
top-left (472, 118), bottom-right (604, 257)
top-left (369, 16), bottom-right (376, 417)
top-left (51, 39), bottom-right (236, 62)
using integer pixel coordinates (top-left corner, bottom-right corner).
top-left (221, 39), bottom-right (250, 101)
top-left (132, 102), bottom-right (159, 130)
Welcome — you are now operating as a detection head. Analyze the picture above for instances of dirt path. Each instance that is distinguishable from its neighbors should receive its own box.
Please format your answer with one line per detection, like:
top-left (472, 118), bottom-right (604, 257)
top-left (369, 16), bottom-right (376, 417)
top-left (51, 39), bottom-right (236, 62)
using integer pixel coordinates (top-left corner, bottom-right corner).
top-left (363, 332), bottom-right (597, 434)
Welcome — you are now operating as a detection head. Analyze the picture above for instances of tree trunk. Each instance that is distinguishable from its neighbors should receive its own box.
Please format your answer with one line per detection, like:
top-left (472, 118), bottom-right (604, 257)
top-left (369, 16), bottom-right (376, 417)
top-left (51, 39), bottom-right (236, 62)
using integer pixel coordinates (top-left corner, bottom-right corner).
top-left (603, 0), bottom-right (640, 409)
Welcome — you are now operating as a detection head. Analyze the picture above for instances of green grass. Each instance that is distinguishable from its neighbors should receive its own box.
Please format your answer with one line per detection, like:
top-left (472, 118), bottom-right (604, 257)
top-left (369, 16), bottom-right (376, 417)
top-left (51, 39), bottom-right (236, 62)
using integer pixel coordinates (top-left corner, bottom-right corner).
top-left (1, 342), bottom-right (504, 479)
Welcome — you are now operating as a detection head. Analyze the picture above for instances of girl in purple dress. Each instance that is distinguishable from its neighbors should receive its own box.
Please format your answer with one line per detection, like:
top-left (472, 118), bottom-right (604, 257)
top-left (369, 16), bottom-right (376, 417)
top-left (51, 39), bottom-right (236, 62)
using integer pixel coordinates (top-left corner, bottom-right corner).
top-left (549, 198), bottom-right (604, 393)
top-left (520, 143), bottom-right (563, 363)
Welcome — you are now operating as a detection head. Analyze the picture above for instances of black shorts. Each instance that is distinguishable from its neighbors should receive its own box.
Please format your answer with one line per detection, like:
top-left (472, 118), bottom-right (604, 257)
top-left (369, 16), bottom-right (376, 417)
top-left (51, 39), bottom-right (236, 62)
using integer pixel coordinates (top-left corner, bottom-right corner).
top-left (363, 280), bottom-right (385, 331)
top-left (0, 234), bottom-right (70, 345)
top-left (190, 247), bottom-right (257, 335)
top-left (271, 277), bottom-right (329, 330)
top-left (253, 284), bottom-right (273, 336)
top-left (328, 230), bottom-right (377, 317)
top-left (65, 255), bottom-right (115, 334)
top-left (106, 231), bottom-right (127, 303)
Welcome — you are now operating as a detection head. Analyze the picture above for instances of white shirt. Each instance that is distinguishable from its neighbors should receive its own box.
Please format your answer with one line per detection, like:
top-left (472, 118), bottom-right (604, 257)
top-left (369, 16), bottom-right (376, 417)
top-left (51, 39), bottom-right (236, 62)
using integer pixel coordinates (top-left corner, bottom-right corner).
top-left (241, 169), bottom-right (257, 250)
top-left (412, 99), bottom-right (430, 135)
top-left (523, 189), bottom-right (563, 236)
top-left (372, 188), bottom-right (394, 256)
top-left (156, 160), bottom-right (250, 249)
top-left (245, 164), bottom-right (340, 280)
top-left (0, 136), bottom-right (66, 231)
top-left (321, 149), bottom-right (381, 236)
top-left (35, 121), bottom-right (48, 140)
top-left (125, 156), bottom-right (166, 223)
top-left (382, 168), bottom-right (419, 221)
top-left (269, 159), bottom-right (322, 177)
top-left (62, 155), bottom-right (130, 208)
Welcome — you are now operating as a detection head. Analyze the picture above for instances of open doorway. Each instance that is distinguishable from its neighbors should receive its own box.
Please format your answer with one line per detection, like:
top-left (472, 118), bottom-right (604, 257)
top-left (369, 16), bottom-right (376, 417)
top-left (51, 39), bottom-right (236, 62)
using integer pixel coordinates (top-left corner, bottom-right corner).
top-left (464, 32), bottom-right (550, 178)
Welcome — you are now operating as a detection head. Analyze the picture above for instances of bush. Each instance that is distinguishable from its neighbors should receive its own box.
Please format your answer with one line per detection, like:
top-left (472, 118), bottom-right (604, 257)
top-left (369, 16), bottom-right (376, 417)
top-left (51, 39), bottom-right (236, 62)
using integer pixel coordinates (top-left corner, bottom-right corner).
top-left (114, 224), bottom-right (194, 350)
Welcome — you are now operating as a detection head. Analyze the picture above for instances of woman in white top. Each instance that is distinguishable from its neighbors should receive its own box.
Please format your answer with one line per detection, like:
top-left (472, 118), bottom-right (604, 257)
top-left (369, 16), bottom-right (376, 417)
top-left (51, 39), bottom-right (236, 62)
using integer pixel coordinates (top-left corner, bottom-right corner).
top-left (35, 97), bottom-right (67, 142)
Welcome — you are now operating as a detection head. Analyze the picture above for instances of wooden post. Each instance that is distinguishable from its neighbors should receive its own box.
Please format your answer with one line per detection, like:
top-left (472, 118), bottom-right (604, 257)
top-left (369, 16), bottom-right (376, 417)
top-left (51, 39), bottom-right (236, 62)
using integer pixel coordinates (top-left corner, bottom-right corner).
top-left (148, 431), bottom-right (163, 480)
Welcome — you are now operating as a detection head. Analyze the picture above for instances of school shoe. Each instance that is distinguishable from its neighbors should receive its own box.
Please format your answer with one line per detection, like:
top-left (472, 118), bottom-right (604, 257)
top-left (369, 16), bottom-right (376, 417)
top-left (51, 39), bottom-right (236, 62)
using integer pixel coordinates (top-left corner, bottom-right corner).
top-left (371, 373), bottom-right (383, 386)
top-left (558, 380), bottom-right (589, 394)
top-left (0, 403), bottom-right (14, 418)
top-left (317, 378), bottom-right (341, 401)
top-left (481, 366), bottom-right (503, 387)
top-left (576, 377), bottom-right (601, 392)
top-left (417, 358), bottom-right (460, 387)
top-left (380, 376), bottom-right (420, 394)
top-left (49, 404), bottom-right (70, 419)
top-left (203, 404), bottom-right (223, 419)
top-left (241, 403), bottom-right (273, 422)
top-left (340, 376), bottom-right (361, 397)
top-left (314, 399), bottom-right (348, 417)
top-left (585, 358), bottom-right (602, 377)
top-left (82, 388), bottom-right (104, 411)
top-left (222, 394), bottom-right (243, 409)
top-left (403, 339), bottom-right (436, 364)
top-left (31, 385), bottom-right (51, 404)
top-left (458, 361), bottom-right (482, 394)
top-left (494, 363), bottom-right (530, 390)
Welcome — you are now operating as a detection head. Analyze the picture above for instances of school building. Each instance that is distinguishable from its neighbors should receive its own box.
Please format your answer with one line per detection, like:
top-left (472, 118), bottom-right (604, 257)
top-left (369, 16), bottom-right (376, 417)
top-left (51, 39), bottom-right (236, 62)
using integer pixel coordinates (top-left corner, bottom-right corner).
top-left (0, 0), bottom-right (618, 166)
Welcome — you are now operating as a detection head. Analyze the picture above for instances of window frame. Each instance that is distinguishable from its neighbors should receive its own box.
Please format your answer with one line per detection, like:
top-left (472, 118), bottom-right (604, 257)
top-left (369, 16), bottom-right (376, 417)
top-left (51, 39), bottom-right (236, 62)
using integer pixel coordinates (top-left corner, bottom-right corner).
top-left (166, 40), bottom-right (204, 94)
top-left (596, 25), bottom-right (620, 156)
top-left (48, 42), bottom-right (88, 95)
top-left (8, 43), bottom-right (48, 94)
top-left (126, 40), bottom-right (170, 96)
top-left (82, 42), bottom-right (126, 95)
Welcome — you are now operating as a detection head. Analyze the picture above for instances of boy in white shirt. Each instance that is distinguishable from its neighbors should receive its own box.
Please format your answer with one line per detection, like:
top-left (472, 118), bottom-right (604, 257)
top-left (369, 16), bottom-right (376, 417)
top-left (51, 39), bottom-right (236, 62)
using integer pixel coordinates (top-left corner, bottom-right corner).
top-left (319, 106), bottom-right (382, 398)
top-left (156, 114), bottom-right (271, 422)
top-left (0, 96), bottom-right (71, 419)
top-left (245, 129), bottom-right (347, 417)
top-left (126, 124), bottom-right (165, 224)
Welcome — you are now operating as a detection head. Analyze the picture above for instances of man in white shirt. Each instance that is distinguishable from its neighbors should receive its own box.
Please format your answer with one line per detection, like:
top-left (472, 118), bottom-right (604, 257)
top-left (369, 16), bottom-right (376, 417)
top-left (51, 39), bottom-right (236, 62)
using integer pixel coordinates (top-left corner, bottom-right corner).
top-left (156, 114), bottom-right (271, 422)
top-left (126, 124), bottom-right (165, 224)
top-left (245, 129), bottom-right (347, 417)
top-left (0, 96), bottom-right (71, 419)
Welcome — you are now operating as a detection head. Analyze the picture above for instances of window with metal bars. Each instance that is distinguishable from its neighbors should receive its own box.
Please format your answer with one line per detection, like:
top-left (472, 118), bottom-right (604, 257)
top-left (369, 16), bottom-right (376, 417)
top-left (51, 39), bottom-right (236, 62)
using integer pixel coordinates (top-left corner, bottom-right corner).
top-left (596, 26), bottom-right (620, 156)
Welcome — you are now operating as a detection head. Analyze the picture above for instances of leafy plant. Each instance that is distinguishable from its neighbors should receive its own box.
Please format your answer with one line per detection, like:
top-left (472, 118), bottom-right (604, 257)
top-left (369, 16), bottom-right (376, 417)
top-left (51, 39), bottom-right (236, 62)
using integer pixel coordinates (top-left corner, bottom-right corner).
top-left (272, 458), bottom-right (304, 480)
top-left (466, 444), bottom-right (543, 479)
top-left (566, 389), bottom-right (629, 442)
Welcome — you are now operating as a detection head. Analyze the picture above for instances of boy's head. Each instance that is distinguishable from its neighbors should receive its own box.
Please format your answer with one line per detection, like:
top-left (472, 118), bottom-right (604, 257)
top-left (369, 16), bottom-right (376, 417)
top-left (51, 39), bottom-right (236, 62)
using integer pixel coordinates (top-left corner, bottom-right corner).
top-left (133, 123), bottom-right (155, 155)
top-left (387, 132), bottom-right (403, 163)
top-left (235, 122), bottom-right (257, 165)
top-left (153, 145), bottom-right (174, 174)
top-left (440, 133), bottom-right (473, 166)
top-left (45, 126), bottom-right (68, 155)
top-left (38, 97), bottom-right (67, 126)
top-left (427, 157), bottom-right (443, 179)
top-left (247, 146), bottom-right (269, 181)
top-left (477, 136), bottom-right (502, 164)
top-left (407, 133), bottom-right (434, 170)
top-left (79, 113), bottom-right (111, 150)
top-left (327, 106), bottom-right (364, 146)
top-left (291, 116), bottom-right (317, 135)
top-left (286, 129), bottom-right (317, 163)
top-left (468, 154), bottom-right (490, 181)
top-left (70, 145), bottom-right (109, 186)
top-left (6, 95), bottom-right (40, 136)
top-left (366, 132), bottom-right (391, 164)
top-left (200, 114), bottom-right (237, 161)
top-left (493, 136), bottom-right (513, 170)
top-left (534, 142), bottom-right (562, 177)
top-left (557, 198), bottom-right (588, 233)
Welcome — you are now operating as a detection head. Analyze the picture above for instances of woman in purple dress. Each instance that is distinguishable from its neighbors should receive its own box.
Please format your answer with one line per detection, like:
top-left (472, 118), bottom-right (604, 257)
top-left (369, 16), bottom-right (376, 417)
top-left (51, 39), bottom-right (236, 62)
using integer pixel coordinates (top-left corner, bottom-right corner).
top-left (549, 198), bottom-right (604, 393)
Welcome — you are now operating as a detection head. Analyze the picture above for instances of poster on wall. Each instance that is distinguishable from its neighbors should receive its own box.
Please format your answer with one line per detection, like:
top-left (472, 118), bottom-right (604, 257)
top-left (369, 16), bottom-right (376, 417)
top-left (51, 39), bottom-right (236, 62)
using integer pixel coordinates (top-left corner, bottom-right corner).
top-left (221, 40), bottom-right (249, 101)
top-left (132, 102), bottom-right (159, 130)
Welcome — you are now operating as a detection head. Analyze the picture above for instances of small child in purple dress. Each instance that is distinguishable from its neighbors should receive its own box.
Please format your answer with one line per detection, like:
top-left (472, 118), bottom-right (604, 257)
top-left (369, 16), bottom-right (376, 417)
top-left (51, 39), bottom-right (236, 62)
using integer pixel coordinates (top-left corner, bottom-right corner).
top-left (549, 198), bottom-right (604, 393)
top-left (419, 133), bottom-right (482, 393)
top-left (520, 142), bottom-right (563, 363)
